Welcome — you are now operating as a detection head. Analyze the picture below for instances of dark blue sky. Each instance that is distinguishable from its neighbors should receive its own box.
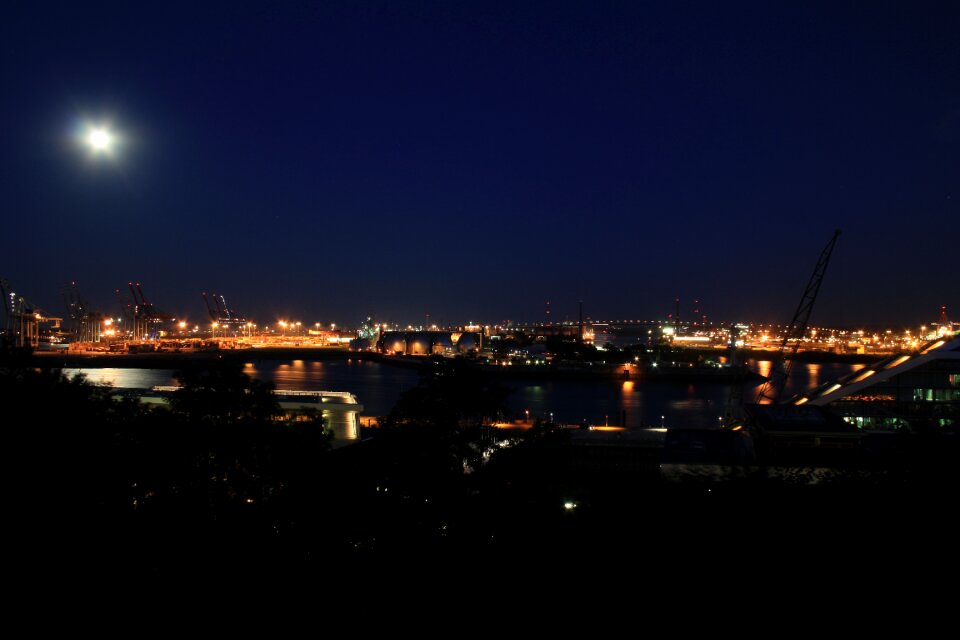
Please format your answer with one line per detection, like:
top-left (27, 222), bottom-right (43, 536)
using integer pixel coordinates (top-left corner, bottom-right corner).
top-left (2, 1), bottom-right (957, 328)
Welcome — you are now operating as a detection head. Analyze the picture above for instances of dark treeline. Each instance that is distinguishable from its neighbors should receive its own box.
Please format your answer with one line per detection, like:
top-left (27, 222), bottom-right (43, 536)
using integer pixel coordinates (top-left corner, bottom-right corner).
top-left (5, 350), bottom-right (579, 579)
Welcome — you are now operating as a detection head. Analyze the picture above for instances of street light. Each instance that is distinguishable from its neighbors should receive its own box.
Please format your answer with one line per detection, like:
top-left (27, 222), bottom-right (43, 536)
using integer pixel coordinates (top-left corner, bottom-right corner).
top-left (211, 322), bottom-right (218, 338)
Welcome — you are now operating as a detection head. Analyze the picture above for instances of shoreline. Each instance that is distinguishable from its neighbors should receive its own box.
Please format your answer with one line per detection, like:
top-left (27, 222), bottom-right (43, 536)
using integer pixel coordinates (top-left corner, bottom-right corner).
top-left (30, 347), bottom-right (360, 370)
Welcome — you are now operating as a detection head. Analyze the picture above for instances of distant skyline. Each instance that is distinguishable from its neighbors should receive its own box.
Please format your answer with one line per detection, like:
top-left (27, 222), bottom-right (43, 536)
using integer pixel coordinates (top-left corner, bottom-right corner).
top-left (1, 1), bottom-right (956, 327)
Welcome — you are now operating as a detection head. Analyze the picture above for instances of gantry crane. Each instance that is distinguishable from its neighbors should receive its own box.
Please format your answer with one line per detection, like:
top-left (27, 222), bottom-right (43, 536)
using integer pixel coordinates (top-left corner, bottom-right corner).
top-left (0, 277), bottom-right (59, 349)
top-left (114, 281), bottom-right (171, 340)
top-left (61, 281), bottom-right (104, 343)
top-left (201, 291), bottom-right (246, 331)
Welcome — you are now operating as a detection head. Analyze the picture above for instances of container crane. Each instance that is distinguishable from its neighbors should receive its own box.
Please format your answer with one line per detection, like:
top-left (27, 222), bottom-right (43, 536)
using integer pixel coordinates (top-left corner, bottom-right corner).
top-left (115, 288), bottom-right (136, 338)
top-left (122, 281), bottom-right (172, 340)
top-left (0, 278), bottom-right (57, 349)
top-left (201, 291), bottom-right (246, 331)
top-left (61, 281), bottom-right (102, 343)
top-left (202, 292), bottom-right (219, 321)
top-left (755, 229), bottom-right (841, 405)
top-left (721, 230), bottom-right (840, 427)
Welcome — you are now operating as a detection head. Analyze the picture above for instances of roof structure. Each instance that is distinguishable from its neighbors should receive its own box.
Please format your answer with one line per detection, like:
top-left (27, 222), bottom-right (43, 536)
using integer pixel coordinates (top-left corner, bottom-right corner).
top-left (792, 335), bottom-right (960, 407)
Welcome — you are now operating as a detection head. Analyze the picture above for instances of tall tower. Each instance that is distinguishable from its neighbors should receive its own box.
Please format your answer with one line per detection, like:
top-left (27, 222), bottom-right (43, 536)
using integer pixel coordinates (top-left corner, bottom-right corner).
top-left (578, 300), bottom-right (584, 342)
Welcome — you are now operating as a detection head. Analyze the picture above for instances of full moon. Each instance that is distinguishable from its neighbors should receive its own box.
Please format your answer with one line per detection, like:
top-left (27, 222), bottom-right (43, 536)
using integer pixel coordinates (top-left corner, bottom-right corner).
top-left (86, 127), bottom-right (113, 153)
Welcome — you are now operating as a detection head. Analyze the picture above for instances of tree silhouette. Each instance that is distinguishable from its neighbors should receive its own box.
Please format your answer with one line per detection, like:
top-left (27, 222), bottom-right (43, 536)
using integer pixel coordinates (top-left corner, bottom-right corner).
top-left (386, 360), bottom-right (510, 428)
top-left (168, 361), bottom-right (281, 424)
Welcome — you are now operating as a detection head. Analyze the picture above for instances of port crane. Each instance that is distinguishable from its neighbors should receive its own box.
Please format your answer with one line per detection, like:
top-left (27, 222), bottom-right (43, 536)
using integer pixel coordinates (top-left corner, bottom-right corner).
top-left (723, 230), bottom-right (840, 425)
top-left (114, 287), bottom-right (136, 337)
top-left (755, 229), bottom-right (841, 404)
top-left (114, 282), bottom-right (171, 340)
top-left (61, 281), bottom-right (104, 343)
top-left (202, 292), bottom-right (247, 330)
top-left (0, 277), bottom-right (59, 348)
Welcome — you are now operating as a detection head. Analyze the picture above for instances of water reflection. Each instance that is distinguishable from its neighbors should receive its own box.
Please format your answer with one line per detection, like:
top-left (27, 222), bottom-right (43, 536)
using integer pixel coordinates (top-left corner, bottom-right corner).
top-left (807, 363), bottom-right (821, 389)
top-left (64, 368), bottom-right (177, 389)
top-left (513, 360), bottom-right (860, 429)
top-left (64, 359), bottom-right (861, 431)
top-left (757, 360), bottom-right (772, 380)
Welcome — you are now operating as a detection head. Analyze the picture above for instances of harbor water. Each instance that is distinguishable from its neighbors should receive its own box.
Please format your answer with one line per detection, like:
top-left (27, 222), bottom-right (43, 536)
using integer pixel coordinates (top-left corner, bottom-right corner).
top-left (64, 358), bottom-right (862, 429)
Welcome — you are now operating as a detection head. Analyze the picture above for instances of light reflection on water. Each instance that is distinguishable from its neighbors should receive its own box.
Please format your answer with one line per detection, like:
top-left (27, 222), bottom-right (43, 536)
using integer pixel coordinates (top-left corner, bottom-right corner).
top-left (64, 359), bottom-right (862, 429)
top-left (512, 360), bottom-right (862, 429)
top-left (757, 360), bottom-right (772, 380)
top-left (64, 368), bottom-right (178, 389)
top-left (65, 360), bottom-right (421, 417)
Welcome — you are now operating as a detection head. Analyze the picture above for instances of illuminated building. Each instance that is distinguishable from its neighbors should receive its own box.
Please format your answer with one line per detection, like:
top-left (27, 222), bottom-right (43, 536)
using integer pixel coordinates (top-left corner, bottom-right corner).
top-left (791, 335), bottom-right (960, 432)
top-left (378, 330), bottom-right (481, 355)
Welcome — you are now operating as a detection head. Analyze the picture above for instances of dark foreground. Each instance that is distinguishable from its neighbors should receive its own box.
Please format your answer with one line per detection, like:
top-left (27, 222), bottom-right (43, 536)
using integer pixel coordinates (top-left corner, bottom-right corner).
top-left (24, 430), bottom-right (960, 585)
top-left (6, 356), bottom-right (958, 588)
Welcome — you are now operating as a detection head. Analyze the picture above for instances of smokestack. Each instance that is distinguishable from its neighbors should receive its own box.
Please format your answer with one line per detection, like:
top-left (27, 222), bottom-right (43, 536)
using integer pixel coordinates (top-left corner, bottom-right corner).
top-left (578, 300), bottom-right (583, 343)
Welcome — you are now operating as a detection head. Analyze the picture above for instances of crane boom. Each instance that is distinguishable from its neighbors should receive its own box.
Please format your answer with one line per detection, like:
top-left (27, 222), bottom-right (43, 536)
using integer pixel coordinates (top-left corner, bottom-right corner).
top-left (213, 293), bottom-right (228, 318)
top-left (135, 282), bottom-right (150, 306)
top-left (202, 293), bottom-right (218, 320)
top-left (756, 229), bottom-right (841, 405)
top-left (218, 295), bottom-right (233, 320)
top-left (115, 288), bottom-right (134, 320)
top-left (128, 282), bottom-right (141, 307)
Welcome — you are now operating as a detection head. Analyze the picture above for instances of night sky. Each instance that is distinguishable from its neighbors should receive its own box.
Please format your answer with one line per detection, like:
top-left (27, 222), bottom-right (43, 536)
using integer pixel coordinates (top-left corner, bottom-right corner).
top-left (2, 1), bottom-right (957, 328)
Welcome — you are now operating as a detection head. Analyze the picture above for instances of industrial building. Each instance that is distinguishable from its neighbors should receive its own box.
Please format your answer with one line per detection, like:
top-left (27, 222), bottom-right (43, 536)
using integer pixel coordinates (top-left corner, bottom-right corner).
top-left (794, 334), bottom-right (960, 432)
top-left (378, 330), bottom-right (482, 356)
